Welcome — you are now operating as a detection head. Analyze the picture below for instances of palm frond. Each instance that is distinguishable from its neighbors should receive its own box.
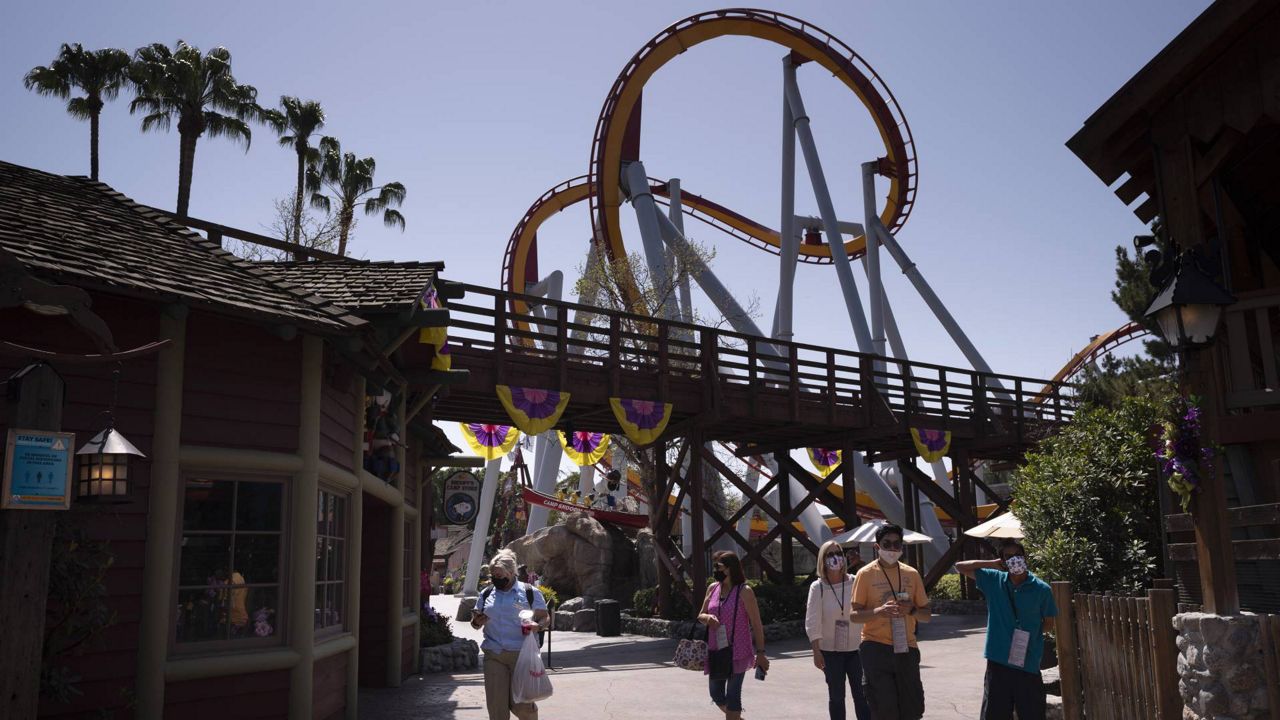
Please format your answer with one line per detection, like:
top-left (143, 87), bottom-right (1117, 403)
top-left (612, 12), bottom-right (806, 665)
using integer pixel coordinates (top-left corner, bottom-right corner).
top-left (309, 192), bottom-right (332, 213)
top-left (203, 113), bottom-right (252, 149)
top-left (65, 97), bottom-right (96, 120)
top-left (23, 64), bottom-right (70, 97)
top-left (381, 208), bottom-right (406, 230)
top-left (139, 111), bottom-right (172, 133)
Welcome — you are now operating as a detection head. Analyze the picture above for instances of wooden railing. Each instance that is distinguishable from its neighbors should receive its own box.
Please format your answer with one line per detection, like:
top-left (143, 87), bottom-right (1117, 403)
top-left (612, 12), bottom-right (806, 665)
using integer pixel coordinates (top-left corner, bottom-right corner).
top-left (1223, 288), bottom-right (1280, 411)
top-left (1166, 502), bottom-right (1280, 614)
top-left (446, 283), bottom-right (1076, 433)
top-left (1052, 582), bottom-right (1181, 720)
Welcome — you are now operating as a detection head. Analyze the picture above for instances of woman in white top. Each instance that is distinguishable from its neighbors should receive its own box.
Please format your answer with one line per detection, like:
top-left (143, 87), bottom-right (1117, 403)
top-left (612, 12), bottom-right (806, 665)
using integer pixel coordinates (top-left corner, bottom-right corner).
top-left (805, 540), bottom-right (872, 720)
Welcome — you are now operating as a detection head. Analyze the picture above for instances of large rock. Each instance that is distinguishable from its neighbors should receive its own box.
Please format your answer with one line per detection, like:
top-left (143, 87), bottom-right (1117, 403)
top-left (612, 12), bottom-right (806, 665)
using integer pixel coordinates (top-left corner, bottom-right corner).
top-left (505, 512), bottom-right (639, 602)
top-left (634, 529), bottom-right (657, 589)
top-left (573, 609), bottom-right (598, 633)
top-left (421, 637), bottom-right (479, 674)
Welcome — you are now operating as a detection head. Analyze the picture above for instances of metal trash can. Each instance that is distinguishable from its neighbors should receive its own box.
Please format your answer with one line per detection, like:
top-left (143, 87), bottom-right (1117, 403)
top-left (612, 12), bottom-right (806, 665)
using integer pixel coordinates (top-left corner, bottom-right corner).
top-left (596, 599), bottom-right (621, 637)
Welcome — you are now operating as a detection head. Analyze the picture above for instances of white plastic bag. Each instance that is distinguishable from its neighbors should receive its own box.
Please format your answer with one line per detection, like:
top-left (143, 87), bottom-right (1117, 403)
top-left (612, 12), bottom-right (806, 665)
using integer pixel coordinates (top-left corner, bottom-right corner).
top-left (511, 630), bottom-right (553, 704)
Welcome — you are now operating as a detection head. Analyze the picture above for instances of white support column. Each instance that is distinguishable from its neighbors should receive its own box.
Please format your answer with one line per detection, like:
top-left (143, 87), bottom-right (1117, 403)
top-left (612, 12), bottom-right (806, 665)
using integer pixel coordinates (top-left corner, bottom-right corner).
top-left (345, 377), bottom-right (365, 720)
top-left (463, 459), bottom-right (504, 594)
top-left (136, 305), bottom-right (187, 720)
top-left (623, 161), bottom-right (678, 319)
top-left (782, 61), bottom-right (874, 353)
top-left (861, 162), bottom-right (887, 357)
top-left (578, 464), bottom-right (597, 497)
top-left (668, 178), bottom-right (695, 327)
top-left (288, 336), bottom-right (324, 716)
top-left (777, 68), bottom-right (799, 342)
top-left (872, 220), bottom-right (1009, 394)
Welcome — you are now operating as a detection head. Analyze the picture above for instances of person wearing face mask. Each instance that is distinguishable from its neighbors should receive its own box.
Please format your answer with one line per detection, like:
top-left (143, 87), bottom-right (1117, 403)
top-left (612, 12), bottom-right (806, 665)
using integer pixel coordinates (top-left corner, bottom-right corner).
top-left (850, 524), bottom-right (931, 720)
top-left (696, 551), bottom-right (769, 720)
top-left (805, 540), bottom-right (871, 720)
top-left (956, 538), bottom-right (1058, 720)
top-left (471, 549), bottom-right (550, 720)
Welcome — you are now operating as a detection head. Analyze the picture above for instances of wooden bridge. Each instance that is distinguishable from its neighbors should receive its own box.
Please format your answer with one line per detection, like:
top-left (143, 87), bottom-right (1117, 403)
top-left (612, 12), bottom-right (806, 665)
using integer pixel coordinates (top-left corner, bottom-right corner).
top-left (413, 282), bottom-right (1076, 601)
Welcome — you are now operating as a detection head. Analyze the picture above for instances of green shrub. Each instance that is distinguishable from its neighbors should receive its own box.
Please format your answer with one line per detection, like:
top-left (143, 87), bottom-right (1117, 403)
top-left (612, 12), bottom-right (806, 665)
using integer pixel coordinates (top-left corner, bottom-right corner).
top-left (631, 585), bottom-right (696, 619)
top-left (747, 578), bottom-right (808, 626)
top-left (931, 573), bottom-right (963, 601)
top-left (422, 604), bottom-right (454, 647)
top-left (1012, 393), bottom-right (1166, 595)
top-left (536, 584), bottom-right (560, 610)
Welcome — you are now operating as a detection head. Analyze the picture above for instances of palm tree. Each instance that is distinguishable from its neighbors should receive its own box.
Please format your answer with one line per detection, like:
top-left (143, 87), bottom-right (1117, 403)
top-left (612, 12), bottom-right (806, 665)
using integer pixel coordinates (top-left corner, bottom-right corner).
top-left (128, 41), bottom-right (260, 217)
top-left (24, 44), bottom-right (131, 180)
top-left (307, 136), bottom-right (406, 256)
top-left (264, 97), bottom-right (325, 250)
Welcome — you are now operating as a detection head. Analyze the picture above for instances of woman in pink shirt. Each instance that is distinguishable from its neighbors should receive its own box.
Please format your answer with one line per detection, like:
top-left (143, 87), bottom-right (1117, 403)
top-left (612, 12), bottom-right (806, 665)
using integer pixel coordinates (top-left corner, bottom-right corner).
top-left (695, 551), bottom-right (770, 720)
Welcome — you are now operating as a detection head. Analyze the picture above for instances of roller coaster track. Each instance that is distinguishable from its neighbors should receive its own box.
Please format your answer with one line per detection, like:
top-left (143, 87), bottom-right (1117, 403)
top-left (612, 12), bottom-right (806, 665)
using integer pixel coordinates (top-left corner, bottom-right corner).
top-left (504, 8), bottom-right (918, 311)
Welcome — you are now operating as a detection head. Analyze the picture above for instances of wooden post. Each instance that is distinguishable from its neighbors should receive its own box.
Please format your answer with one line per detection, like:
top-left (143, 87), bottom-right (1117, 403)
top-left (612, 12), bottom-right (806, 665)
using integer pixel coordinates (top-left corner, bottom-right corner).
top-left (0, 363), bottom-right (63, 720)
top-left (1147, 588), bottom-right (1182, 720)
top-left (689, 432), bottom-right (706, 594)
top-left (1052, 581), bottom-right (1083, 720)
top-left (778, 461), bottom-right (793, 580)
top-left (1187, 345), bottom-right (1238, 614)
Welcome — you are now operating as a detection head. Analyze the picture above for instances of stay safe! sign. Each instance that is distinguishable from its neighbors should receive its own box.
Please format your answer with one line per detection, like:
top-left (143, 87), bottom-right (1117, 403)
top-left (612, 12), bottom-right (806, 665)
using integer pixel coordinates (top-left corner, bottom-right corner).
top-left (2, 428), bottom-right (75, 510)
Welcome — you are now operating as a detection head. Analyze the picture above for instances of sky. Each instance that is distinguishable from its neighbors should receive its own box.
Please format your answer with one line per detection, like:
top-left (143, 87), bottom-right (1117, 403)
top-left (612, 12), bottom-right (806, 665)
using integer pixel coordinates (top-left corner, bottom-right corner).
top-left (1, 1), bottom-right (1212, 471)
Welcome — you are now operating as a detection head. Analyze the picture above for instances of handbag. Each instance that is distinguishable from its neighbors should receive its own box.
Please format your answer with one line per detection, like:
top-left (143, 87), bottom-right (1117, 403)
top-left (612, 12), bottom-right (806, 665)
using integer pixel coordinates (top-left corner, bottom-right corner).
top-left (707, 586), bottom-right (740, 679)
top-left (673, 620), bottom-right (708, 671)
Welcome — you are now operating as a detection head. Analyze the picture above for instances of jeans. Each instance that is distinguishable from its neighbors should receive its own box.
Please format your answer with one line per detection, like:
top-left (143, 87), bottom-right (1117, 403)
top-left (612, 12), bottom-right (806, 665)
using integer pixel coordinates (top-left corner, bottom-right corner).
top-left (708, 671), bottom-right (746, 712)
top-left (980, 660), bottom-right (1045, 720)
top-left (860, 641), bottom-right (925, 720)
top-left (822, 650), bottom-right (872, 720)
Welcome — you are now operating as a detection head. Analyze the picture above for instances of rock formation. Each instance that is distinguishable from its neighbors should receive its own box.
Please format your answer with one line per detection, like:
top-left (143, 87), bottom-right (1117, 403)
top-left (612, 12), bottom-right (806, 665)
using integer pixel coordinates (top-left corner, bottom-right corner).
top-left (505, 512), bottom-right (639, 602)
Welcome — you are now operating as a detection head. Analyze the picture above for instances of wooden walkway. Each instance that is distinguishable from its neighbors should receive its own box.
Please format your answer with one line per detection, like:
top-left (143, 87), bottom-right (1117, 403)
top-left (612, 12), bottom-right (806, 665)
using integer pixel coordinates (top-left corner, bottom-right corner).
top-left (418, 283), bottom-right (1074, 461)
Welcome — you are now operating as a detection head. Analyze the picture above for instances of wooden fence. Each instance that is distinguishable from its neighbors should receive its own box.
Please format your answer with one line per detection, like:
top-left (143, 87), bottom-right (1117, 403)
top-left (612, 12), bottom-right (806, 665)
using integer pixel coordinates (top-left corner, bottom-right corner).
top-left (1052, 582), bottom-right (1181, 720)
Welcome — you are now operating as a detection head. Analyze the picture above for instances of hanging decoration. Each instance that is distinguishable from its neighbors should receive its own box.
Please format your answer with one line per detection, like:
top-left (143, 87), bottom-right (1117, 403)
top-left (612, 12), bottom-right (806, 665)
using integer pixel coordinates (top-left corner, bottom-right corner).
top-left (495, 385), bottom-right (571, 435)
top-left (417, 283), bottom-right (450, 354)
top-left (910, 428), bottom-right (952, 462)
top-left (430, 342), bottom-right (452, 371)
top-left (807, 447), bottom-right (842, 477)
top-left (559, 431), bottom-right (611, 466)
top-left (460, 423), bottom-right (520, 461)
top-left (609, 397), bottom-right (673, 445)
top-left (1154, 395), bottom-right (1216, 512)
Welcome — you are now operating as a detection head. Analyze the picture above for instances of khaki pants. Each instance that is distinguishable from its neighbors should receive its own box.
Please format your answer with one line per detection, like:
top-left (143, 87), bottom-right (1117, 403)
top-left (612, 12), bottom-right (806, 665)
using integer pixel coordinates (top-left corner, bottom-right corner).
top-left (483, 650), bottom-right (539, 720)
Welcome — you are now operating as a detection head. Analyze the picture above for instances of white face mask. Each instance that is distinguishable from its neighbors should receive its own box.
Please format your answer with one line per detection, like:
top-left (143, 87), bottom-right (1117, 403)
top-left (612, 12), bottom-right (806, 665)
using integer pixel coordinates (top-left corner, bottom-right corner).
top-left (878, 548), bottom-right (902, 564)
top-left (1005, 555), bottom-right (1028, 575)
top-left (824, 555), bottom-right (845, 571)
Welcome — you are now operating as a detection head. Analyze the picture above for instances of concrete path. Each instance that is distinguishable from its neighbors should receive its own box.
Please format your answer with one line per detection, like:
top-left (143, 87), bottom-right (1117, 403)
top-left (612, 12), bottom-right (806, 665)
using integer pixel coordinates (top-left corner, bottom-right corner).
top-left (362, 595), bottom-right (992, 720)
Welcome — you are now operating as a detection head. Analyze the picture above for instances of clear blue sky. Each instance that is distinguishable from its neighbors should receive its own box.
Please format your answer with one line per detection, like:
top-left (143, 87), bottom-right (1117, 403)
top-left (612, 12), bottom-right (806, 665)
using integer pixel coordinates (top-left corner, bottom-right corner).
top-left (2, 0), bottom-right (1210, 384)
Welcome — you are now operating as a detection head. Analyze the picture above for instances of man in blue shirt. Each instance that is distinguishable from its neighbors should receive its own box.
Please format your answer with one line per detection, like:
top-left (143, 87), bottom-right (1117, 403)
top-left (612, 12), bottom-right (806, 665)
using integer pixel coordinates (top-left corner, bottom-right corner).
top-left (957, 539), bottom-right (1057, 720)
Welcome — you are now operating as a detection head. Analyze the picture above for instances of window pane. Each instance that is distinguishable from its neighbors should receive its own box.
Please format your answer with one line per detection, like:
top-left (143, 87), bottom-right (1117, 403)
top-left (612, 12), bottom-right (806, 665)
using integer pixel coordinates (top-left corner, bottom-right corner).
top-left (315, 538), bottom-right (327, 583)
top-left (177, 588), bottom-right (228, 643)
top-left (183, 480), bottom-right (234, 530)
top-left (236, 482), bottom-right (282, 531)
top-left (242, 586), bottom-right (279, 639)
top-left (331, 583), bottom-right (344, 628)
top-left (330, 539), bottom-right (343, 582)
top-left (179, 534), bottom-right (231, 586)
top-left (316, 492), bottom-right (328, 536)
top-left (334, 497), bottom-right (345, 538)
top-left (314, 584), bottom-right (326, 629)
top-left (234, 535), bottom-right (281, 585)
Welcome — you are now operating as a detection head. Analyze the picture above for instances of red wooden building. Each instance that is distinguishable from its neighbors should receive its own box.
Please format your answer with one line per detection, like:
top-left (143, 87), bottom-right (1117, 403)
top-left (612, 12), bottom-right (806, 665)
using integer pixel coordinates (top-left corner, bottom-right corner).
top-left (0, 160), bottom-right (465, 720)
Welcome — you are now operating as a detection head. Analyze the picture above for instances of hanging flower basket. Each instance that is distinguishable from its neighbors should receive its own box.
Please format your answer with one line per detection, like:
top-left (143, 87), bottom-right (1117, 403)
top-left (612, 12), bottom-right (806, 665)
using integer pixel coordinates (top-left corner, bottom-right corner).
top-left (1153, 396), bottom-right (1216, 512)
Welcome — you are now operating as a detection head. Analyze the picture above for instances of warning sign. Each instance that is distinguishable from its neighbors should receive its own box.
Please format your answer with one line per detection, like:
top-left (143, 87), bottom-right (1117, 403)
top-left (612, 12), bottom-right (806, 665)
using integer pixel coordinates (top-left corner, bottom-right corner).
top-left (2, 429), bottom-right (75, 510)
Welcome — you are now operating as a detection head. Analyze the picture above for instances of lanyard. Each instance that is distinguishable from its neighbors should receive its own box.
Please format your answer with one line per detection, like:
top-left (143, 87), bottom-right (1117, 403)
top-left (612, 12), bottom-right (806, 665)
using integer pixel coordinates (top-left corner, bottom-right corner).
top-left (826, 577), bottom-right (847, 613)
top-left (1005, 576), bottom-right (1020, 624)
top-left (717, 584), bottom-right (741, 647)
top-left (879, 561), bottom-right (903, 597)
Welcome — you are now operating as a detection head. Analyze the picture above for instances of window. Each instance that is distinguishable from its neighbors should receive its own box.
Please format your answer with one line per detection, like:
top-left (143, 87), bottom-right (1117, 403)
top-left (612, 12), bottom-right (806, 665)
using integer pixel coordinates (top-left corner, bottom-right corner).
top-left (316, 489), bottom-right (347, 632)
top-left (403, 518), bottom-right (415, 611)
top-left (177, 477), bottom-right (284, 645)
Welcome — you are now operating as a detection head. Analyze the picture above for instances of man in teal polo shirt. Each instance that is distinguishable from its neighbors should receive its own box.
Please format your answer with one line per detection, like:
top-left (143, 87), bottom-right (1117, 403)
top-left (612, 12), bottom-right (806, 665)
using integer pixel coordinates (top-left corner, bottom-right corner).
top-left (957, 539), bottom-right (1057, 720)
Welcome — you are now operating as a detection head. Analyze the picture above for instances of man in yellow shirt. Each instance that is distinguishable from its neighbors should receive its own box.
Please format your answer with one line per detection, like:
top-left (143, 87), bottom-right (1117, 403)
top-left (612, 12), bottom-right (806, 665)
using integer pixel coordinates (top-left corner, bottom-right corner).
top-left (850, 524), bottom-right (931, 720)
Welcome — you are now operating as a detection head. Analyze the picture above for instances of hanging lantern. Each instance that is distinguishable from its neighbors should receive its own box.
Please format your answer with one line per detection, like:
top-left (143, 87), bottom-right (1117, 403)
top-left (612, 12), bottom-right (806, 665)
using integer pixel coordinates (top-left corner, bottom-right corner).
top-left (75, 427), bottom-right (144, 503)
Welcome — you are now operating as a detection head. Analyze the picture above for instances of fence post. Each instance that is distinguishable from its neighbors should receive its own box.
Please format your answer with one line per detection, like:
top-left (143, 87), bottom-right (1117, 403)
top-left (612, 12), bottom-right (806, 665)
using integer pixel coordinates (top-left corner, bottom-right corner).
top-left (1147, 588), bottom-right (1183, 720)
top-left (1052, 581), bottom-right (1083, 720)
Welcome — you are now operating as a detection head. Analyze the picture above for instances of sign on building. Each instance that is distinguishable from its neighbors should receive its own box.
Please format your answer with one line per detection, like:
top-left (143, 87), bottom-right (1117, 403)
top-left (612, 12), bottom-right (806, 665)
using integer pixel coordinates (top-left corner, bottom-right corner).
top-left (442, 470), bottom-right (481, 526)
top-left (2, 428), bottom-right (75, 510)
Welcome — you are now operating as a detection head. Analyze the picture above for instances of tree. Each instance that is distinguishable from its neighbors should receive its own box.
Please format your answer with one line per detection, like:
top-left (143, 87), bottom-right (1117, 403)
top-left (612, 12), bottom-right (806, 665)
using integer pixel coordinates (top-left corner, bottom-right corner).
top-left (24, 44), bottom-right (131, 180)
top-left (263, 97), bottom-right (325, 256)
top-left (1012, 392), bottom-right (1169, 595)
top-left (225, 195), bottom-right (347, 262)
top-left (306, 136), bottom-right (405, 256)
top-left (129, 41), bottom-right (261, 217)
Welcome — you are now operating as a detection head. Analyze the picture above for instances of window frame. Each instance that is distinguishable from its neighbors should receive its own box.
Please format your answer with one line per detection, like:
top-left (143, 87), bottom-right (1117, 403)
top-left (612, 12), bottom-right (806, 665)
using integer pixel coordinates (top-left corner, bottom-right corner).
top-left (402, 517), bottom-right (415, 613)
top-left (170, 471), bottom-right (290, 654)
top-left (315, 485), bottom-right (350, 636)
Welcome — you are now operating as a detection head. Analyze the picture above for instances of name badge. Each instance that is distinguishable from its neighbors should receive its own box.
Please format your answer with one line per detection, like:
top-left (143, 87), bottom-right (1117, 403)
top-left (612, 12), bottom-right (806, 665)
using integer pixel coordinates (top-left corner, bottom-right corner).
top-left (834, 619), bottom-right (850, 650)
top-left (890, 617), bottom-right (909, 654)
top-left (1008, 628), bottom-right (1031, 669)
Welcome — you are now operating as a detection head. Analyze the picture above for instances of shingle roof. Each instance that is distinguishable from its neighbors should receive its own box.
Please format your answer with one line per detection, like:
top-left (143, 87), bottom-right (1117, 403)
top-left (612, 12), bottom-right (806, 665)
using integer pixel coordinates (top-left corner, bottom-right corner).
top-left (0, 161), bottom-right (366, 333)
top-left (257, 260), bottom-right (442, 313)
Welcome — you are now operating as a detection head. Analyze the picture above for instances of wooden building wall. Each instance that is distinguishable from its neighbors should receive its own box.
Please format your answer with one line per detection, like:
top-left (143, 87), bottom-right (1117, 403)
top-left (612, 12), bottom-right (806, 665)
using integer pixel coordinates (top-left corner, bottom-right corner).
top-left (319, 348), bottom-right (357, 472)
top-left (358, 499), bottom-right (391, 687)
top-left (163, 669), bottom-right (290, 719)
top-left (400, 625), bottom-right (416, 680)
top-left (0, 295), bottom-right (159, 720)
top-left (181, 313), bottom-right (300, 453)
top-left (312, 652), bottom-right (347, 720)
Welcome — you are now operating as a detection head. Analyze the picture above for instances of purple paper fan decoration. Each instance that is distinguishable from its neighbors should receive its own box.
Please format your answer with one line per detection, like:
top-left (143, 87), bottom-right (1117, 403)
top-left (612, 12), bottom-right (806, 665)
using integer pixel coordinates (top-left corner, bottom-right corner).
top-left (468, 423), bottom-right (513, 447)
top-left (616, 399), bottom-right (665, 429)
top-left (916, 429), bottom-right (948, 452)
top-left (812, 448), bottom-right (839, 466)
top-left (569, 431), bottom-right (605, 453)
top-left (509, 387), bottom-right (563, 419)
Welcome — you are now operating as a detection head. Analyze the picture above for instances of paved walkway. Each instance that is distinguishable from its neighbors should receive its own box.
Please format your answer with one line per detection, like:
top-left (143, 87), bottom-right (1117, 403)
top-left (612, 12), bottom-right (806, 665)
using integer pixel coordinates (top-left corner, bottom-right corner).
top-left (362, 595), bottom-right (992, 720)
